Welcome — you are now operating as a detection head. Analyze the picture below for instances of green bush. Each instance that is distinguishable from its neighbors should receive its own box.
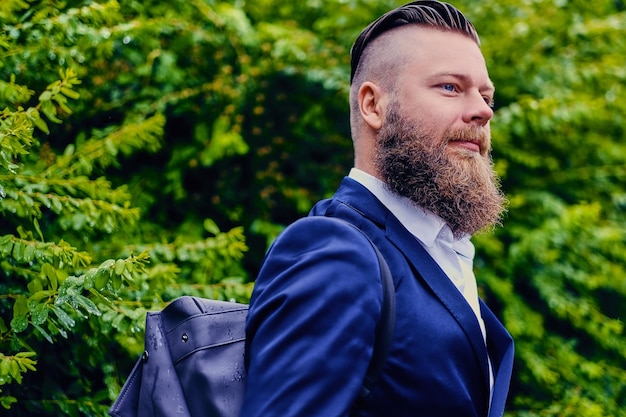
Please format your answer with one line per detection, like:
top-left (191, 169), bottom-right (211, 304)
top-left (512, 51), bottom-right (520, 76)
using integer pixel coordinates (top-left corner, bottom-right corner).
top-left (0, 0), bottom-right (625, 415)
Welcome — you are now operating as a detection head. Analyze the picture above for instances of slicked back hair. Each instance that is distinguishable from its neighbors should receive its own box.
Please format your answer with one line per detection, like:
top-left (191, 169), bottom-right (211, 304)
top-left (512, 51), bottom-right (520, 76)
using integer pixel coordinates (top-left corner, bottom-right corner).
top-left (350, 1), bottom-right (479, 85)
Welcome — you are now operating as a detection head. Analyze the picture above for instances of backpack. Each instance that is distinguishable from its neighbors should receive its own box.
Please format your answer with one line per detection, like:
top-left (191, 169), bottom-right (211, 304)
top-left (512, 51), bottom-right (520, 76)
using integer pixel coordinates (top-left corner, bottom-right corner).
top-left (109, 220), bottom-right (395, 417)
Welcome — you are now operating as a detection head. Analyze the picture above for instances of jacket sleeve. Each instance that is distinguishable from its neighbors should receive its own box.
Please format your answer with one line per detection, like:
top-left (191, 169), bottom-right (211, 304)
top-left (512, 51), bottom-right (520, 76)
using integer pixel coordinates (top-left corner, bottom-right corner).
top-left (240, 217), bottom-right (384, 417)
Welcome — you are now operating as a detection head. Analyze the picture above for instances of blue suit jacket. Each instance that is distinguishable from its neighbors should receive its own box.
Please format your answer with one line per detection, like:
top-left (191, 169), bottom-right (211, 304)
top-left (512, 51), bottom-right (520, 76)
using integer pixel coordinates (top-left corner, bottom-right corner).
top-left (241, 177), bottom-right (514, 417)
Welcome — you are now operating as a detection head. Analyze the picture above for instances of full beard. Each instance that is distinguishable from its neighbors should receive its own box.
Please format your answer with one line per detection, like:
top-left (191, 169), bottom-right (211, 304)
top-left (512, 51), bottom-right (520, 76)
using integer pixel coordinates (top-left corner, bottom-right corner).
top-left (375, 104), bottom-right (507, 238)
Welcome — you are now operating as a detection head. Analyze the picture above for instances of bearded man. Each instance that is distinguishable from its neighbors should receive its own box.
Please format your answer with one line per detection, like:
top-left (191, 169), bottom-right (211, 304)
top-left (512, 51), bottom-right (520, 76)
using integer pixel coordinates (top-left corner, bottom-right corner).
top-left (241, 2), bottom-right (514, 417)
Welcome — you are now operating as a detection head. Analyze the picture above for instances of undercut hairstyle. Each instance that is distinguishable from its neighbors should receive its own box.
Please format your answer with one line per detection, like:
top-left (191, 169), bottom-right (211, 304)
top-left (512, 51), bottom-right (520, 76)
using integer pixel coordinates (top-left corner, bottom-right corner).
top-left (350, 1), bottom-right (479, 84)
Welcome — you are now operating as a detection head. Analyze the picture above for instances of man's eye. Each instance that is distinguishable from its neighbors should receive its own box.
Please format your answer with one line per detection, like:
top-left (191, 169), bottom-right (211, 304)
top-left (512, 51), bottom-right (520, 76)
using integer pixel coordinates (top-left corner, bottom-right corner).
top-left (442, 84), bottom-right (456, 92)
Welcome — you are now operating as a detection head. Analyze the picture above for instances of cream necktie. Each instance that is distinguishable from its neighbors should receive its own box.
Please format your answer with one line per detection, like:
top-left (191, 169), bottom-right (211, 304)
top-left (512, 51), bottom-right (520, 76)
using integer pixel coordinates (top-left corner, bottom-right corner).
top-left (452, 239), bottom-right (486, 342)
top-left (451, 237), bottom-right (494, 394)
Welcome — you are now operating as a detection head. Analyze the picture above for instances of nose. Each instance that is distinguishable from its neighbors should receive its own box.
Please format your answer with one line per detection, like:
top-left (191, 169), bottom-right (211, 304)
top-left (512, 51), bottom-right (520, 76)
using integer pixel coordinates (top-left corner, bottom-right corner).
top-left (463, 91), bottom-right (494, 126)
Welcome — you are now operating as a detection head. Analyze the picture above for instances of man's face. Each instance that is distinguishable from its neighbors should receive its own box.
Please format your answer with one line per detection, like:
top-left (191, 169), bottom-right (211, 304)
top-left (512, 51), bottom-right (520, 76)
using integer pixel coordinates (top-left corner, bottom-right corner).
top-left (375, 27), bottom-right (506, 236)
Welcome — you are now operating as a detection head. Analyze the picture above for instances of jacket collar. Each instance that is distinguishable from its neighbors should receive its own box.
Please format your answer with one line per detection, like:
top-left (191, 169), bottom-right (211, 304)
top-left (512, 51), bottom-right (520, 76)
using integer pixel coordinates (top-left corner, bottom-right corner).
top-left (348, 168), bottom-right (446, 247)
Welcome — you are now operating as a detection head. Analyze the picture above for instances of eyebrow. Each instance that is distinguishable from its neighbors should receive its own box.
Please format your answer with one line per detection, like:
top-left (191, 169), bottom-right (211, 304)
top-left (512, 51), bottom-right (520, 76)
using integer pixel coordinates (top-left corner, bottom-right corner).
top-left (427, 72), bottom-right (495, 93)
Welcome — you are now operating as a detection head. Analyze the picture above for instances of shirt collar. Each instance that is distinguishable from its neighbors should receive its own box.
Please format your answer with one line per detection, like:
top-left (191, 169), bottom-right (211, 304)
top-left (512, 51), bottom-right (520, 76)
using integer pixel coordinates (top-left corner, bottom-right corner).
top-left (348, 168), bottom-right (474, 258)
top-left (349, 168), bottom-right (446, 248)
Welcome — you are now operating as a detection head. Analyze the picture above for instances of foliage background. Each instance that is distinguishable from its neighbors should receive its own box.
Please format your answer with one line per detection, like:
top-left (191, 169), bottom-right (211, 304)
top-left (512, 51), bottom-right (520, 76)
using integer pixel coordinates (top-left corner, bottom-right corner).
top-left (0, 0), bottom-right (624, 415)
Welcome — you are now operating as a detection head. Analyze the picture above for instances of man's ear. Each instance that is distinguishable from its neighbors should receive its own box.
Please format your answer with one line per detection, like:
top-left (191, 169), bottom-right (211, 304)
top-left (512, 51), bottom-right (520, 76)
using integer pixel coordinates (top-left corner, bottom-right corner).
top-left (358, 81), bottom-right (386, 131)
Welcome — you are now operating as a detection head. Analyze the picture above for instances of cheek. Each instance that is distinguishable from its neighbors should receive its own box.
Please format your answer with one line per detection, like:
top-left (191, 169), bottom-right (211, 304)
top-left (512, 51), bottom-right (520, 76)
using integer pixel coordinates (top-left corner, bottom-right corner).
top-left (412, 106), bottom-right (457, 139)
top-left (401, 104), bottom-right (441, 135)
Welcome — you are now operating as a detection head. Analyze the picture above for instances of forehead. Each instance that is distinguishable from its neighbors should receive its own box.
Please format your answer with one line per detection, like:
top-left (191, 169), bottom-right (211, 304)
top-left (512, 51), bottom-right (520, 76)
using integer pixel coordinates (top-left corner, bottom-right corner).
top-left (383, 26), bottom-right (491, 86)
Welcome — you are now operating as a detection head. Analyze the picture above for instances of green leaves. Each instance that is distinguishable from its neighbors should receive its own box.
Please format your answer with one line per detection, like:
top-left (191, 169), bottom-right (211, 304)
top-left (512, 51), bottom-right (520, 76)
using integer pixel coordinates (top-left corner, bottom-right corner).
top-left (0, 0), bottom-right (30, 23)
top-left (36, 68), bottom-right (81, 131)
top-left (197, 116), bottom-right (249, 167)
top-left (10, 297), bottom-right (28, 334)
top-left (469, 2), bottom-right (626, 414)
top-left (1, 0), bottom-right (623, 416)
top-left (0, 1), bottom-right (254, 415)
top-left (0, 351), bottom-right (37, 387)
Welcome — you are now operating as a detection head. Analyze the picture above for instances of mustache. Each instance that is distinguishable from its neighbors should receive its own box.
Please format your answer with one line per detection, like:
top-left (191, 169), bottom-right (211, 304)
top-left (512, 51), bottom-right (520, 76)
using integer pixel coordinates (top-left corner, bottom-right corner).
top-left (444, 126), bottom-right (490, 154)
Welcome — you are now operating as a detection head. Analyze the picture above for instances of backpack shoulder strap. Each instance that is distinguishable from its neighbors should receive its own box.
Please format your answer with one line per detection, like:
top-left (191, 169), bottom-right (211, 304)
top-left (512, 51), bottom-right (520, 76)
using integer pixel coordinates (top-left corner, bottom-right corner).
top-left (327, 217), bottom-right (395, 400)
top-left (359, 240), bottom-right (395, 399)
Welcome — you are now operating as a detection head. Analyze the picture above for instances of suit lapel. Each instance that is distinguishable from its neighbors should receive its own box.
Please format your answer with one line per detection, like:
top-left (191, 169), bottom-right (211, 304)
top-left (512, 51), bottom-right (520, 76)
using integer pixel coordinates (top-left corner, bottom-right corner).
top-left (384, 215), bottom-right (493, 389)
top-left (481, 302), bottom-right (514, 417)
